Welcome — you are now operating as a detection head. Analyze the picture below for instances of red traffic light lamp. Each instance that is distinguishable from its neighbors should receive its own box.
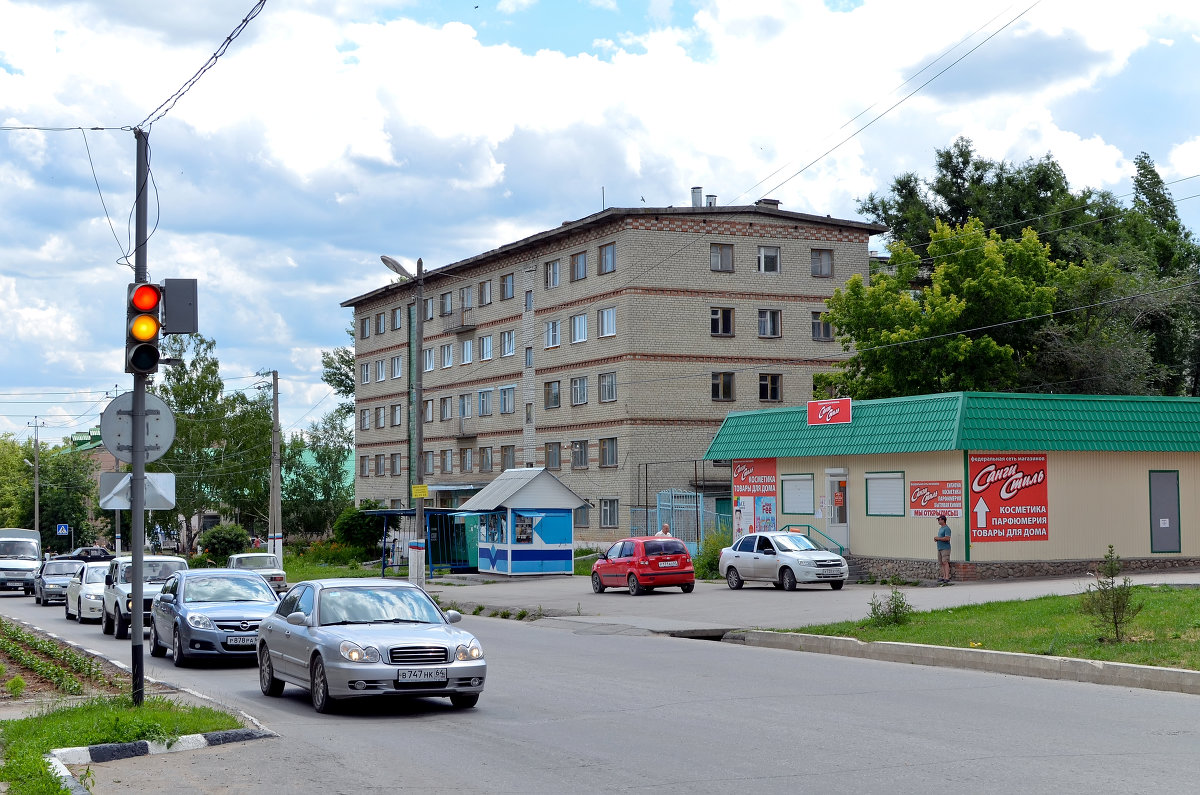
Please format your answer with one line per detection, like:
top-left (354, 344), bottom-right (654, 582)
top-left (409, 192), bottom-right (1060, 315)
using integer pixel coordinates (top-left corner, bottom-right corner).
top-left (126, 283), bottom-right (161, 374)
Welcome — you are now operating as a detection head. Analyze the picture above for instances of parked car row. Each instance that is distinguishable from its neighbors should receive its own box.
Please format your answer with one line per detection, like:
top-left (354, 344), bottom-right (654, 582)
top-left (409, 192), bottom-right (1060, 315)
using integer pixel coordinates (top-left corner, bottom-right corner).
top-left (25, 552), bottom-right (487, 715)
top-left (591, 531), bottom-right (850, 596)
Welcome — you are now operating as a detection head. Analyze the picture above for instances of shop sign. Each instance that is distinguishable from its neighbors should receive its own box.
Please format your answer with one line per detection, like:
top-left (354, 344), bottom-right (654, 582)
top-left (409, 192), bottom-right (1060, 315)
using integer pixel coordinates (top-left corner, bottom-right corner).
top-left (908, 480), bottom-right (963, 518)
top-left (968, 453), bottom-right (1049, 542)
top-left (807, 398), bottom-right (851, 425)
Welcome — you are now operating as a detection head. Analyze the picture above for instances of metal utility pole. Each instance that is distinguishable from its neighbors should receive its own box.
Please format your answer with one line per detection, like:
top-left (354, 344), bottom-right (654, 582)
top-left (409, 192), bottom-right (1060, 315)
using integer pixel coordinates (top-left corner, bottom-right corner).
top-left (270, 369), bottom-right (282, 559)
top-left (27, 417), bottom-right (42, 537)
top-left (414, 258), bottom-right (425, 576)
top-left (130, 127), bottom-right (150, 706)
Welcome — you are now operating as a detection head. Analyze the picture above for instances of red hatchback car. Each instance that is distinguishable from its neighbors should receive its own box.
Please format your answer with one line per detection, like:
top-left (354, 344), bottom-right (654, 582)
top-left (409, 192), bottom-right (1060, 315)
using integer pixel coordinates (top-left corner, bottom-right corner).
top-left (591, 536), bottom-right (695, 595)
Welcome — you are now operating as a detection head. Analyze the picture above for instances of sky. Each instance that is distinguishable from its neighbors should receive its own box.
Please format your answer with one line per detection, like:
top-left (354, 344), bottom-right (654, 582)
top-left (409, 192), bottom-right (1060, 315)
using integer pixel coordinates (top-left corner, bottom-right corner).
top-left (4, 0), bottom-right (1200, 448)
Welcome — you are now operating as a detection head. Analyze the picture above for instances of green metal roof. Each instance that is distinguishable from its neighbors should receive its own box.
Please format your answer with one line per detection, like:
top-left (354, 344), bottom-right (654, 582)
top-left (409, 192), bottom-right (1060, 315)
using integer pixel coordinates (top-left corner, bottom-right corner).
top-left (704, 392), bottom-right (1200, 459)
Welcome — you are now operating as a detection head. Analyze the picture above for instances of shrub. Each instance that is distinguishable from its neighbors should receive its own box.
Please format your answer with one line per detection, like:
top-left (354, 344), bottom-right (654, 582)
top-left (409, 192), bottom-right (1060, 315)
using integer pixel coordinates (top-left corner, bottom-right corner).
top-left (197, 523), bottom-right (250, 559)
top-left (303, 539), bottom-right (367, 566)
top-left (1080, 545), bottom-right (1144, 642)
top-left (694, 530), bottom-right (731, 580)
top-left (6, 675), bottom-right (26, 699)
top-left (867, 587), bottom-right (914, 627)
top-left (332, 502), bottom-right (386, 550)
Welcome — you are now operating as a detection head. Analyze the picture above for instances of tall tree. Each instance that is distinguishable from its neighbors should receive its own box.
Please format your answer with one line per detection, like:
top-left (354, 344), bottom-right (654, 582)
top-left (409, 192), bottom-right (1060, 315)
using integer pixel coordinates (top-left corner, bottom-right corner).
top-left (282, 410), bottom-right (354, 537)
top-left (320, 326), bottom-right (357, 420)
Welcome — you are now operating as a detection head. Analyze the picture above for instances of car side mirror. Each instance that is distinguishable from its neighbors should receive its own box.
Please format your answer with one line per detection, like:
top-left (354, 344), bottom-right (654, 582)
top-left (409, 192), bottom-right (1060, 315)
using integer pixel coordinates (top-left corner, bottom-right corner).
top-left (104, 574), bottom-right (113, 586)
top-left (158, 593), bottom-right (175, 604)
top-left (286, 611), bottom-right (309, 626)
top-left (444, 610), bottom-right (462, 624)
top-left (763, 549), bottom-right (775, 555)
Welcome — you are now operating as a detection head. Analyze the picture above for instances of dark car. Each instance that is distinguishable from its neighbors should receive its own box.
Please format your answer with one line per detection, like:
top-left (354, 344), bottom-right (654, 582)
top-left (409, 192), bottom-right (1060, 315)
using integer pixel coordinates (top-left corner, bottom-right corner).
top-left (33, 559), bottom-right (84, 605)
top-left (150, 568), bottom-right (279, 667)
top-left (55, 546), bottom-right (115, 562)
top-left (591, 536), bottom-right (695, 595)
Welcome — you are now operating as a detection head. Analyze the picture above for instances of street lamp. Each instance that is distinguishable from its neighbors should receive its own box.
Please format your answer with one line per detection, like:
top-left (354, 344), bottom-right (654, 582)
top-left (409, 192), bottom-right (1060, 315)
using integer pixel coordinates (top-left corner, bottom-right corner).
top-left (24, 415), bottom-right (42, 537)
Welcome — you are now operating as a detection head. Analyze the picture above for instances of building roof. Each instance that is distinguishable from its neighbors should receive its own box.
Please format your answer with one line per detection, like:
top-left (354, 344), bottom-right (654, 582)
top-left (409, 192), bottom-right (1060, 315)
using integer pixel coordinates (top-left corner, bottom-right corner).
top-left (457, 467), bottom-right (587, 512)
top-left (704, 392), bottom-right (1200, 459)
top-left (342, 202), bottom-right (887, 308)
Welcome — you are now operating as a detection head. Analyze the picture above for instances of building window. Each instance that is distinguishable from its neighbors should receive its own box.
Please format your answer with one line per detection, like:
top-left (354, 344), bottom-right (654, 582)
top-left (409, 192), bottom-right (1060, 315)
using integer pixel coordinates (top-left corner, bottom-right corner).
top-left (439, 292), bottom-right (452, 316)
top-left (439, 397), bottom-right (452, 421)
top-left (710, 243), bottom-right (733, 272)
top-left (423, 399), bottom-right (433, 423)
top-left (423, 348), bottom-right (434, 372)
top-left (423, 451), bottom-right (435, 475)
top-left (711, 307), bottom-right (734, 336)
top-left (712, 372), bottom-right (735, 401)
top-left (812, 311), bottom-right (833, 341)
top-left (571, 376), bottom-right (588, 405)
top-left (525, 402), bottom-right (533, 423)
top-left (392, 307), bottom-right (403, 331)
top-left (391, 403), bottom-right (403, 426)
top-left (758, 309), bottom-right (781, 338)
top-left (501, 445), bottom-right (516, 471)
top-left (461, 339), bottom-right (473, 364)
top-left (375, 312), bottom-right (386, 335)
top-left (460, 448), bottom-right (473, 472)
top-left (525, 346), bottom-right (533, 368)
top-left (359, 317), bottom-right (370, 339)
top-left (440, 343), bottom-right (453, 368)
top-left (360, 363), bottom-right (370, 384)
top-left (500, 330), bottom-right (515, 357)
top-left (359, 456), bottom-right (369, 477)
top-left (597, 307), bottom-right (615, 337)
top-left (459, 286), bottom-right (473, 309)
top-left (499, 386), bottom-right (515, 414)
top-left (758, 246), bottom-right (780, 273)
top-left (544, 380), bottom-right (561, 409)
top-left (441, 449), bottom-right (453, 474)
top-left (545, 441), bottom-right (561, 470)
top-left (865, 471), bottom-right (905, 516)
top-left (545, 259), bottom-right (560, 288)
top-left (759, 373), bottom-right (782, 402)
top-left (545, 320), bottom-right (560, 348)
top-left (479, 446), bottom-right (493, 472)
top-left (479, 335), bottom-right (493, 360)
top-left (501, 273), bottom-right (514, 299)
top-left (571, 251), bottom-right (587, 281)
top-left (459, 393), bottom-right (472, 418)
top-left (570, 313), bottom-right (587, 343)
top-left (599, 242), bottom-right (615, 274)
top-left (390, 452), bottom-right (403, 476)
top-left (600, 498), bottom-right (619, 528)
top-left (479, 389), bottom-right (493, 416)
top-left (571, 440), bottom-right (589, 469)
top-left (600, 437), bottom-right (617, 467)
top-left (376, 359), bottom-right (386, 382)
top-left (525, 290), bottom-right (533, 311)
top-left (375, 453), bottom-right (386, 476)
top-left (359, 409), bottom-right (370, 431)
top-left (391, 355), bottom-right (403, 379)
top-left (375, 406), bottom-right (386, 428)
top-left (574, 504), bottom-right (589, 529)
top-left (811, 248), bottom-right (833, 277)
top-left (479, 280), bottom-right (492, 305)
top-left (599, 371), bottom-right (617, 402)
top-left (424, 297), bottom-right (435, 321)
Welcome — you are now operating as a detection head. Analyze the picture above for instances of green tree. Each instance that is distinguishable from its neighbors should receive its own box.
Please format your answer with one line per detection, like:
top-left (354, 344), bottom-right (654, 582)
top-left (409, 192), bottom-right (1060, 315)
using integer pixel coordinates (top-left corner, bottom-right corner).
top-left (282, 410), bottom-right (353, 537)
top-left (1079, 545), bottom-right (1143, 642)
top-left (198, 523), bottom-right (250, 559)
top-left (0, 434), bottom-right (99, 551)
top-left (320, 326), bottom-right (357, 420)
top-left (332, 501), bottom-right (385, 550)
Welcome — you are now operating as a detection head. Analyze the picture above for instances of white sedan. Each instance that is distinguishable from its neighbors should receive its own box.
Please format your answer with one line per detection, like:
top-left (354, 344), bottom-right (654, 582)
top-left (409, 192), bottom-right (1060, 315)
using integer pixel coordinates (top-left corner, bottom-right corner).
top-left (65, 561), bottom-right (110, 622)
top-left (719, 532), bottom-right (848, 590)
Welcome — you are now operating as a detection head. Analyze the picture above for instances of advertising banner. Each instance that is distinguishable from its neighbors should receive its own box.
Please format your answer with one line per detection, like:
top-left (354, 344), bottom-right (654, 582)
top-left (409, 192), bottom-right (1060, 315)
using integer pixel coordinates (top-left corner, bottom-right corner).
top-left (732, 458), bottom-right (777, 541)
top-left (968, 453), bottom-right (1049, 542)
top-left (908, 480), bottom-right (963, 518)
top-left (807, 398), bottom-right (852, 425)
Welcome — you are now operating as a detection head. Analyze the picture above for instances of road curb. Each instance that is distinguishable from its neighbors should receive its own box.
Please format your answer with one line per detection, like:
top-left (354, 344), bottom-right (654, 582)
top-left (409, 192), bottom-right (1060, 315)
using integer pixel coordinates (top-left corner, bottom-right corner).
top-left (733, 630), bottom-right (1200, 694)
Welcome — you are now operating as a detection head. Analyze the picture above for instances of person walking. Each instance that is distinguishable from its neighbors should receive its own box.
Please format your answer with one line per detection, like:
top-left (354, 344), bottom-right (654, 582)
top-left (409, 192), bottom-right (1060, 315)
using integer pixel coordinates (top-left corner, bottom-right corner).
top-left (655, 523), bottom-right (671, 536)
top-left (934, 515), bottom-right (952, 584)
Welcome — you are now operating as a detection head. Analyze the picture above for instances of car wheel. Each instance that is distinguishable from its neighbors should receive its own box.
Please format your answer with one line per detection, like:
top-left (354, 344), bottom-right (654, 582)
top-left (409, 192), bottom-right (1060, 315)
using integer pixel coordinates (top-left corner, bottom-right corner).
top-left (65, 599), bottom-right (73, 621)
top-left (259, 645), bottom-right (284, 697)
top-left (102, 607), bottom-right (114, 635)
top-left (450, 693), bottom-right (479, 709)
top-left (681, 582), bottom-right (695, 594)
top-left (34, 590), bottom-right (42, 605)
top-left (591, 572), bottom-right (606, 594)
top-left (771, 581), bottom-right (783, 589)
top-left (149, 622), bottom-right (167, 657)
top-left (782, 568), bottom-right (797, 591)
top-left (115, 610), bottom-right (130, 640)
top-left (172, 628), bottom-right (188, 667)
top-left (831, 580), bottom-right (845, 591)
top-left (627, 574), bottom-right (644, 596)
top-left (311, 656), bottom-right (337, 714)
top-left (726, 567), bottom-right (744, 590)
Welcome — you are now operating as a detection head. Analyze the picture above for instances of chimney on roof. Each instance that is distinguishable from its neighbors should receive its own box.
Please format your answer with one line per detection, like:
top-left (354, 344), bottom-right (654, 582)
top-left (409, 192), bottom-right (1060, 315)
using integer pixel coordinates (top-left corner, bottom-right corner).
top-left (755, 198), bottom-right (781, 209)
top-left (691, 187), bottom-right (702, 208)
top-left (705, 194), bottom-right (717, 207)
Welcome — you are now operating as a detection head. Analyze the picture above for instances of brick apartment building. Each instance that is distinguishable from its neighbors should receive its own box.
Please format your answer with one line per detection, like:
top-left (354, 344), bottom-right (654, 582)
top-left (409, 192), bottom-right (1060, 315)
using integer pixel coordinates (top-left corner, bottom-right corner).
top-left (341, 189), bottom-right (884, 544)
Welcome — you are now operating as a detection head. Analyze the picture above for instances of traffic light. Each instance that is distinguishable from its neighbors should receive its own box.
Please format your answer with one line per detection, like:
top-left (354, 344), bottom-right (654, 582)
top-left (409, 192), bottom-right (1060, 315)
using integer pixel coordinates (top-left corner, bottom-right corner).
top-left (125, 282), bottom-right (161, 374)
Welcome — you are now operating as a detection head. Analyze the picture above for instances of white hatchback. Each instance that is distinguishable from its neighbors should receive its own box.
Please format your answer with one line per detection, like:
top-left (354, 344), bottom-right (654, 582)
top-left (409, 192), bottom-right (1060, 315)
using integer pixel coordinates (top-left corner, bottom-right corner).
top-left (65, 561), bottom-right (110, 623)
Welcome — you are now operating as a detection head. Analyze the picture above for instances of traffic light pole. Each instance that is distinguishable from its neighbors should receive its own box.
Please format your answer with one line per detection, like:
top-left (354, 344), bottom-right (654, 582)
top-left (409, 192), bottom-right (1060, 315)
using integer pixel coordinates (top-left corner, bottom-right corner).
top-left (130, 127), bottom-right (150, 706)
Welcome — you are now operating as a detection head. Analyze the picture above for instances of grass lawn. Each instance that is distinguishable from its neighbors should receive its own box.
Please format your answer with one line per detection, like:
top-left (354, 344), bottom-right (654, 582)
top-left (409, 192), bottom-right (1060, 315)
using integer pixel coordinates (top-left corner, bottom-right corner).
top-left (283, 557), bottom-right (407, 582)
top-left (792, 584), bottom-right (1200, 670)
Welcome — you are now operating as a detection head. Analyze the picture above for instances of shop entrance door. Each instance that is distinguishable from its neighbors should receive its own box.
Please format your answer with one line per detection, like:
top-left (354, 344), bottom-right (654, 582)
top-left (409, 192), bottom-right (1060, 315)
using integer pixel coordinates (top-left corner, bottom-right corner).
top-left (825, 469), bottom-right (849, 550)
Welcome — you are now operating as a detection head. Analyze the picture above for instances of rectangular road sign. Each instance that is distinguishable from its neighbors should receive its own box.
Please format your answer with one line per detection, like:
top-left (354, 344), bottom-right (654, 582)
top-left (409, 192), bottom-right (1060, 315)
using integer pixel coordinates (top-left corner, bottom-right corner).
top-left (56, 523), bottom-right (69, 536)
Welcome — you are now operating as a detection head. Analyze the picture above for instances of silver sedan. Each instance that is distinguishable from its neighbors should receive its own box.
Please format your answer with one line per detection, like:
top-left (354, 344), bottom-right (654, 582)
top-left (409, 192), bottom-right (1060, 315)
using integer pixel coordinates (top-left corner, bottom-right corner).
top-left (256, 578), bottom-right (486, 714)
top-left (719, 531), bottom-right (849, 590)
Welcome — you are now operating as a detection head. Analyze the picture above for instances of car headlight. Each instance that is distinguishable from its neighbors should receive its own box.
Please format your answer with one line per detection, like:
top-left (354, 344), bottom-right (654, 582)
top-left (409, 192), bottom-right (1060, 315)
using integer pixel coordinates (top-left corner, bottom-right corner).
top-left (455, 639), bottom-right (484, 661)
top-left (339, 641), bottom-right (380, 663)
top-left (186, 613), bottom-right (215, 630)
top-left (83, 594), bottom-right (102, 601)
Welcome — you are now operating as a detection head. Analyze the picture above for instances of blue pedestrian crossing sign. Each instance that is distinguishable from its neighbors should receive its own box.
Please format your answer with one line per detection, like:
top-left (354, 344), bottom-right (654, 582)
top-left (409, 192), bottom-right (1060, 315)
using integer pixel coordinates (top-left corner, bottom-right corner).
top-left (56, 523), bottom-right (69, 536)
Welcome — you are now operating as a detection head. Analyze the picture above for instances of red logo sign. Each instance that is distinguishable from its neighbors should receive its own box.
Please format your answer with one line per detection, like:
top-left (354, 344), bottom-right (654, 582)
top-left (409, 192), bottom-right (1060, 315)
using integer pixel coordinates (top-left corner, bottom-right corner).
top-left (968, 453), bottom-right (1049, 542)
top-left (807, 398), bottom-right (851, 425)
top-left (908, 480), bottom-right (963, 518)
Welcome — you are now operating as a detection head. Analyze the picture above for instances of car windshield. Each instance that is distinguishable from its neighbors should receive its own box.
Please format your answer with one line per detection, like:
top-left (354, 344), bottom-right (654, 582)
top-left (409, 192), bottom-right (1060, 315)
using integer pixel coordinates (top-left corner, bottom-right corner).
top-left (84, 567), bottom-right (107, 584)
top-left (643, 539), bottom-right (688, 556)
top-left (183, 576), bottom-right (277, 604)
top-left (233, 554), bottom-right (280, 570)
top-left (44, 561), bottom-right (83, 576)
top-left (773, 534), bottom-right (819, 552)
top-left (0, 540), bottom-right (38, 560)
top-left (120, 560), bottom-right (187, 583)
top-left (318, 586), bottom-right (444, 626)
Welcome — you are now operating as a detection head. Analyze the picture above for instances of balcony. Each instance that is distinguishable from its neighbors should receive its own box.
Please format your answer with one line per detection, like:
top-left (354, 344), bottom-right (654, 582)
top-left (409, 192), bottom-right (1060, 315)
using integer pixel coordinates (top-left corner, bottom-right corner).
top-left (442, 307), bottom-right (475, 334)
top-left (455, 416), bottom-right (477, 439)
